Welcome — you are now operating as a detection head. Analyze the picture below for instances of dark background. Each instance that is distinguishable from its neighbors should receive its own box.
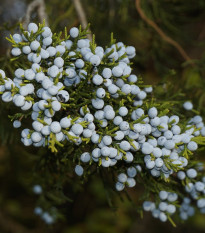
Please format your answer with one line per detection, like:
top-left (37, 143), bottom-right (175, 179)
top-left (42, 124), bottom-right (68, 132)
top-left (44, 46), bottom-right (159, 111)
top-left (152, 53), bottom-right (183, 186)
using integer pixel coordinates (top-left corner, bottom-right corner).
top-left (0, 0), bottom-right (205, 232)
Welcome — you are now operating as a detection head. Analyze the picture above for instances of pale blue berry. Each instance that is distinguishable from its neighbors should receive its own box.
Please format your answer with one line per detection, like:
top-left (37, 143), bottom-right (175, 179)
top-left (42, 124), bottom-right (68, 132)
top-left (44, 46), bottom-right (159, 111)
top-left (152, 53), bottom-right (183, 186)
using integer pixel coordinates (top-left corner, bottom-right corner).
top-left (50, 121), bottom-right (61, 133)
top-left (75, 165), bottom-right (84, 176)
top-left (28, 23), bottom-right (38, 33)
top-left (118, 173), bottom-right (127, 183)
top-left (70, 27), bottom-right (79, 38)
top-left (33, 185), bottom-right (42, 194)
top-left (80, 152), bottom-right (91, 163)
top-left (186, 168), bottom-right (197, 178)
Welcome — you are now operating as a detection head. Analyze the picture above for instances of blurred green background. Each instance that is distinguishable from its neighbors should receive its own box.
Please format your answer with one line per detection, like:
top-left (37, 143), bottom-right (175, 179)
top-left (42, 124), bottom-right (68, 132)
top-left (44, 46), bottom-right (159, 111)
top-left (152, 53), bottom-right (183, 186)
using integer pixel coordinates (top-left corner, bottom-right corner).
top-left (0, 0), bottom-right (205, 232)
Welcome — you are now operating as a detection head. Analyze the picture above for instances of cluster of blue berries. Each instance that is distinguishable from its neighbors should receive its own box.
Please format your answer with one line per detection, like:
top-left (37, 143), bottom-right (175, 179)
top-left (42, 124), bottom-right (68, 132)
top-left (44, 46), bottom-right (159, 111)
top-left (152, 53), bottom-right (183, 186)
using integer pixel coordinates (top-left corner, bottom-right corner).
top-left (143, 190), bottom-right (178, 222)
top-left (34, 206), bottom-right (56, 224)
top-left (1, 22), bottom-right (205, 225)
top-left (33, 185), bottom-right (56, 224)
top-left (179, 197), bottom-right (195, 220)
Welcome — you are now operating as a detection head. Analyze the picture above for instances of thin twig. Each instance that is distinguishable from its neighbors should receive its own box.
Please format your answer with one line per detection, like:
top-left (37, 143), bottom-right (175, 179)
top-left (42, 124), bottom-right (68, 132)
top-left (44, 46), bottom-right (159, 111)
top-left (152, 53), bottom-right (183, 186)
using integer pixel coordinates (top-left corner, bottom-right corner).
top-left (23, 0), bottom-right (49, 28)
top-left (72, 0), bottom-right (92, 41)
top-left (135, 0), bottom-right (193, 63)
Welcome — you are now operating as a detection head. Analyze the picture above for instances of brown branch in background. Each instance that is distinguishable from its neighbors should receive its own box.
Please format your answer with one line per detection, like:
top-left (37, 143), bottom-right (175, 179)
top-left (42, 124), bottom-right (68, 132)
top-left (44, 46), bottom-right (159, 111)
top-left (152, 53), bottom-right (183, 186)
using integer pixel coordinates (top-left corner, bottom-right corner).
top-left (23, 0), bottom-right (49, 28)
top-left (72, 0), bottom-right (92, 41)
top-left (135, 0), bottom-right (193, 63)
